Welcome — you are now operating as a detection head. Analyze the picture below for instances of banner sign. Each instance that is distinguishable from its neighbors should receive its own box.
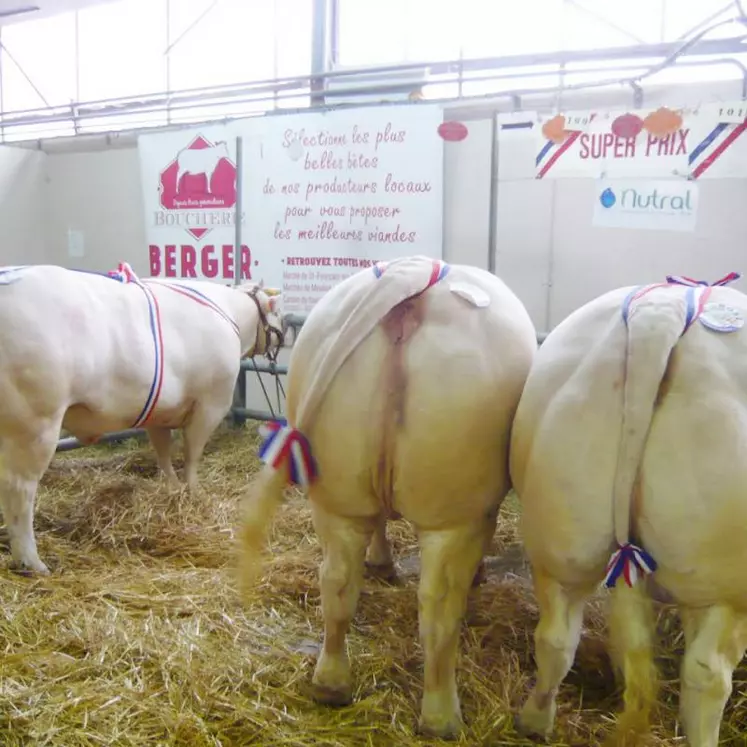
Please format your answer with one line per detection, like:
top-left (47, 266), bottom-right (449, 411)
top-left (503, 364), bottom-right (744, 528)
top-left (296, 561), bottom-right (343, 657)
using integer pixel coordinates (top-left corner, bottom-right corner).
top-left (591, 178), bottom-right (699, 233)
top-left (138, 124), bottom-right (251, 281)
top-left (237, 104), bottom-right (445, 314)
top-left (531, 102), bottom-right (747, 180)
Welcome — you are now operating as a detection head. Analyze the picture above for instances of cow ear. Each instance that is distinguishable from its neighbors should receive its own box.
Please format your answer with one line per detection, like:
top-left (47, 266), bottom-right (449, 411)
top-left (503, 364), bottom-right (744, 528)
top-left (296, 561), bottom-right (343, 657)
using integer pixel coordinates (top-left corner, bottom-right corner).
top-left (268, 292), bottom-right (282, 312)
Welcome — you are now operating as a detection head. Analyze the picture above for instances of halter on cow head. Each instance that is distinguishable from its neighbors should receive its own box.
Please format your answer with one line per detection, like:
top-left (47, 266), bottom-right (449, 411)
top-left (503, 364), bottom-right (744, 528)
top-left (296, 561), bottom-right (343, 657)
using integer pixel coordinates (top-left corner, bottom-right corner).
top-left (236, 280), bottom-right (285, 361)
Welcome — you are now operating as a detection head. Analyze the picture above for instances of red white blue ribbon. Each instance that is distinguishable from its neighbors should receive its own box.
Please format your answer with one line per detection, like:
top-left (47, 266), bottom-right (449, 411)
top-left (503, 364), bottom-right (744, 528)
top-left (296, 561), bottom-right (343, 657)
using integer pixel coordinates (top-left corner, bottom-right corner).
top-left (603, 542), bottom-right (657, 589)
top-left (610, 270), bottom-right (742, 589)
top-left (0, 265), bottom-right (29, 284)
top-left (107, 262), bottom-right (244, 427)
top-left (621, 272), bottom-right (741, 333)
top-left (144, 281), bottom-right (240, 338)
top-left (689, 122), bottom-right (747, 179)
top-left (665, 271), bottom-right (741, 287)
top-left (535, 114), bottom-right (598, 179)
top-left (108, 262), bottom-right (165, 428)
top-left (372, 258), bottom-right (450, 289)
top-left (258, 418), bottom-right (318, 487)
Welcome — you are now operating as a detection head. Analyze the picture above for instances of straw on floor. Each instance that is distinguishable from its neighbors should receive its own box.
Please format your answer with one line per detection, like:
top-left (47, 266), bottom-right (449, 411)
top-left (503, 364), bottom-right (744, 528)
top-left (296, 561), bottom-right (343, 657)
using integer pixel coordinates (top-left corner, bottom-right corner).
top-left (0, 423), bottom-right (744, 746)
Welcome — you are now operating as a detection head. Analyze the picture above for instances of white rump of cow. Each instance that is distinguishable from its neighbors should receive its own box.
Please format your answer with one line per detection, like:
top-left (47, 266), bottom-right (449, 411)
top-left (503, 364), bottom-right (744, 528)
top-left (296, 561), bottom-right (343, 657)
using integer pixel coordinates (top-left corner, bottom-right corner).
top-left (238, 255), bottom-right (537, 738)
top-left (0, 262), bottom-right (283, 576)
top-left (175, 141), bottom-right (231, 193)
top-left (509, 272), bottom-right (746, 747)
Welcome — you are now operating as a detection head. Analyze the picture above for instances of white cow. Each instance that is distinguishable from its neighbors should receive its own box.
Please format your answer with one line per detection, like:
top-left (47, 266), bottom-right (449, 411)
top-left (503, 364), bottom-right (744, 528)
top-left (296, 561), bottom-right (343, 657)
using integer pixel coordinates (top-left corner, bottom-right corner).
top-left (239, 255), bottom-right (537, 738)
top-left (0, 262), bottom-right (282, 576)
top-left (175, 141), bottom-right (231, 193)
top-left (509, 273), bottom-right (747, 747)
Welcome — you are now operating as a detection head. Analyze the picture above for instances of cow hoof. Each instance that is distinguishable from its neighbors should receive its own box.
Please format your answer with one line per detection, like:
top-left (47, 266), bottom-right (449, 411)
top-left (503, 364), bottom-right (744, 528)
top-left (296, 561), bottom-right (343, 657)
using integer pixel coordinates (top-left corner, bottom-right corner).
top-left (417, 716), bottom-right (464, 740)
top-left (471, 562), bottom-right (488, 587)
top-left (311, 682), bottom-right (353, 707)
top-left (514, 704), bottom-right (553, 740)
top-left (9, 559), bottom-right (50, 577)
top-left (364, 561), bottom-right (399, 584)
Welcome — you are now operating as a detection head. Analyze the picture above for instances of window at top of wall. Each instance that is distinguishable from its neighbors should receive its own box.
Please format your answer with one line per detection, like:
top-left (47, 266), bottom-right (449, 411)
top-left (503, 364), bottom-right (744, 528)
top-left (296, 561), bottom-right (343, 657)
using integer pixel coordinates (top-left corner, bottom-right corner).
top-left (77, 0), bottom-right (168, 102)
top-left (167, 0), bottom-right (312, 94)
top-left (336, 0), bottom-right (735, 69)
top-left (1, 12), bottom-right (77, 114)
top-left (336, 0), bottom-right (583, 68)
top-left (661, 0), bottom-right (737, 42)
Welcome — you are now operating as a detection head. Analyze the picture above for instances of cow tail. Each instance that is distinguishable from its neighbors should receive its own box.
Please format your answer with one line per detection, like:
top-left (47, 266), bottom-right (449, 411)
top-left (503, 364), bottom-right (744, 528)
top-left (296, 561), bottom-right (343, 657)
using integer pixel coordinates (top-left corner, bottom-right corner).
top-left (237, 463), bottom-right (289, 594)
top-left (605, 298), bottom-right (684, 742)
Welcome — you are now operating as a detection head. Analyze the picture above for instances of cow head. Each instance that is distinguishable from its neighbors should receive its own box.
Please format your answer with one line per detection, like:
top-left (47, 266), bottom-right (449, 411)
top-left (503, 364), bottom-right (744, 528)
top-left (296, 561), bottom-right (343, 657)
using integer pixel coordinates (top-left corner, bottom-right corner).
top-left (214, 140), bottom-right (230, 158)
top-left (235, 280), bottom-right (284, 360)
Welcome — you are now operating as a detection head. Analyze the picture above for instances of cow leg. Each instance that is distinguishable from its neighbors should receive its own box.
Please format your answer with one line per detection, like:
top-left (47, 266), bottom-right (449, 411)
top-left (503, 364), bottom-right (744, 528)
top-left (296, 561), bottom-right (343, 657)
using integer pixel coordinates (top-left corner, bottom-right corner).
top-left (0, 422), bottom-right (60, 575)
top-left (416, 520), bottom-right (486, 739)
top-left (364, 514), bottom-right (397, 581)
top-left (181, 404), bottom-right (226, 493)
top-left (679, 604), bottom-right (747, 747)
top-left (516, 568), bottom-right (589, 738)
top-left (310, 502), bottom-right (374, 706)
top-left (145, 426), bottom-right (179, 488)
top-left (472, 503), bottom-right (499, 587)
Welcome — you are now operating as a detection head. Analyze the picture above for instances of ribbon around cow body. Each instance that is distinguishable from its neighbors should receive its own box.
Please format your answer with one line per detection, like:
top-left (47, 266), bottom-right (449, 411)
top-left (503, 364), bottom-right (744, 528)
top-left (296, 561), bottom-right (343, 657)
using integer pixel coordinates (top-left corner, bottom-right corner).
top-left (606, 270), bottom-right (742, 590)
top-left (256, 257), bottom-right (452, 489)
top-left (621, 271), bottom-right (742, 335)
top-left (107, 261), bottom-right (242, 428)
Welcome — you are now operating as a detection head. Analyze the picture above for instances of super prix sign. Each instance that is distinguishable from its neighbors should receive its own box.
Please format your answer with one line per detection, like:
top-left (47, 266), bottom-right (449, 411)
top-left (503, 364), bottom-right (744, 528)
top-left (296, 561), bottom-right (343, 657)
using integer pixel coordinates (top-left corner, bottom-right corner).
top-left (531, 104), bottom-right (747, 180)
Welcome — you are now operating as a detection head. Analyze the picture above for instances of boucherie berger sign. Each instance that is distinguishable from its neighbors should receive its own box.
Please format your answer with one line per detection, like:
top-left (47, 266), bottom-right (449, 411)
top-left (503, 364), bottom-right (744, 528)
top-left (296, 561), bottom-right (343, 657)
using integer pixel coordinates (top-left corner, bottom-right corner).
top-left (138, 125), bottom-right (255, 281)
top-left (531, 102), bottom-right (747, 180)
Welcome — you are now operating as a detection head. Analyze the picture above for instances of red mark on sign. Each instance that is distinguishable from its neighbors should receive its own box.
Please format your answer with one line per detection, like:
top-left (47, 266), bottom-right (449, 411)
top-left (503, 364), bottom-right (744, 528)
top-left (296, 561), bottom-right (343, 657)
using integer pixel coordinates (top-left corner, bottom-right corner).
top-left (438, 121), bottom-right (469, 142)
top-left (611, 113), bottom-right (644, 140)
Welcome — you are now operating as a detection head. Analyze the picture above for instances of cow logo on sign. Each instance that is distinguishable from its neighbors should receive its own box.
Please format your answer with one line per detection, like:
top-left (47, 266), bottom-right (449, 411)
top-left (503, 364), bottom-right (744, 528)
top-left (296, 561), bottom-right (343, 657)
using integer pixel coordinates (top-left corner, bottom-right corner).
top-left (156, 134), bottom-right (237, 240)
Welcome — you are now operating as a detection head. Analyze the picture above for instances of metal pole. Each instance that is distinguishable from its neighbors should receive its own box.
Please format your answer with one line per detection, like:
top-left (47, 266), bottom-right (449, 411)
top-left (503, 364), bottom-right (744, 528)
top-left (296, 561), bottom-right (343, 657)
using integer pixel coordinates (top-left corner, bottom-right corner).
top-left (165, 0), bottom-right (172, 125)
top-left (234, 134), bottom-right (243, 286)
top-left (544, 182), bottom-right (558, 335)
top-left (232, 133), bottom-right (247, 427)
top-left (164, 0), bottom-right (221, 54)
top-left (311, 0), bottom-right (331, 106)
top-left (0, 26), bottom-right (4, 143)
top-left (487, 114), bottom-right (499, 275)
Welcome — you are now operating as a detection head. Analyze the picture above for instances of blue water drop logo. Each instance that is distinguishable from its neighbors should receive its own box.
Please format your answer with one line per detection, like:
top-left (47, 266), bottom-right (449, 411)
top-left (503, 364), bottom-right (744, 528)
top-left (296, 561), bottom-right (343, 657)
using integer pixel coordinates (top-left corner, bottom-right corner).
top-left (599, 188), bottom-right (616, 208)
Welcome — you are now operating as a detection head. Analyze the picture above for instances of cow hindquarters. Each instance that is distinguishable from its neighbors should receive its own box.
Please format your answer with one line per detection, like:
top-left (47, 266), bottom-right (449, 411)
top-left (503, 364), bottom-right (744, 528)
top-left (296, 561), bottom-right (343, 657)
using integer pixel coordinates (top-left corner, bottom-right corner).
top-left (310, 501), bottom-right (376, 705)
top-left (416, 519), bottom-right (489, 739)
top-left (0, 414), bottom-right (63, 575)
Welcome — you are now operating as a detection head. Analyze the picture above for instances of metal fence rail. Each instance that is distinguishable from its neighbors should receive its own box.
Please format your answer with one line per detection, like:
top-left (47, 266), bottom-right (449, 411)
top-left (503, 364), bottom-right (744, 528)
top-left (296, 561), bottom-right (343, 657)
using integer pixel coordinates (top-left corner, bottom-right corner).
top-left (54, 328), bottom-right (549, 453)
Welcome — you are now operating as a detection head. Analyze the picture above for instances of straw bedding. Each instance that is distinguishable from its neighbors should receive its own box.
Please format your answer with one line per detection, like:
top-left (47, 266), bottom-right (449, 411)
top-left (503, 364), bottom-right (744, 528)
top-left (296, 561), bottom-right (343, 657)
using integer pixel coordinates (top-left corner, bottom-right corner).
top-left (0, 423), bottom-right (744, 745)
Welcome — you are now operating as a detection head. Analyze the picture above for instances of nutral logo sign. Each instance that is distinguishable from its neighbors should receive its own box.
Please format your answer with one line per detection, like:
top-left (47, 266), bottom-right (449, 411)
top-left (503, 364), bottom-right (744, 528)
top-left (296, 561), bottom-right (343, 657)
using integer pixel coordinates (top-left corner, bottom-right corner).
top-left (599, 185), bottom-right (694, 215)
